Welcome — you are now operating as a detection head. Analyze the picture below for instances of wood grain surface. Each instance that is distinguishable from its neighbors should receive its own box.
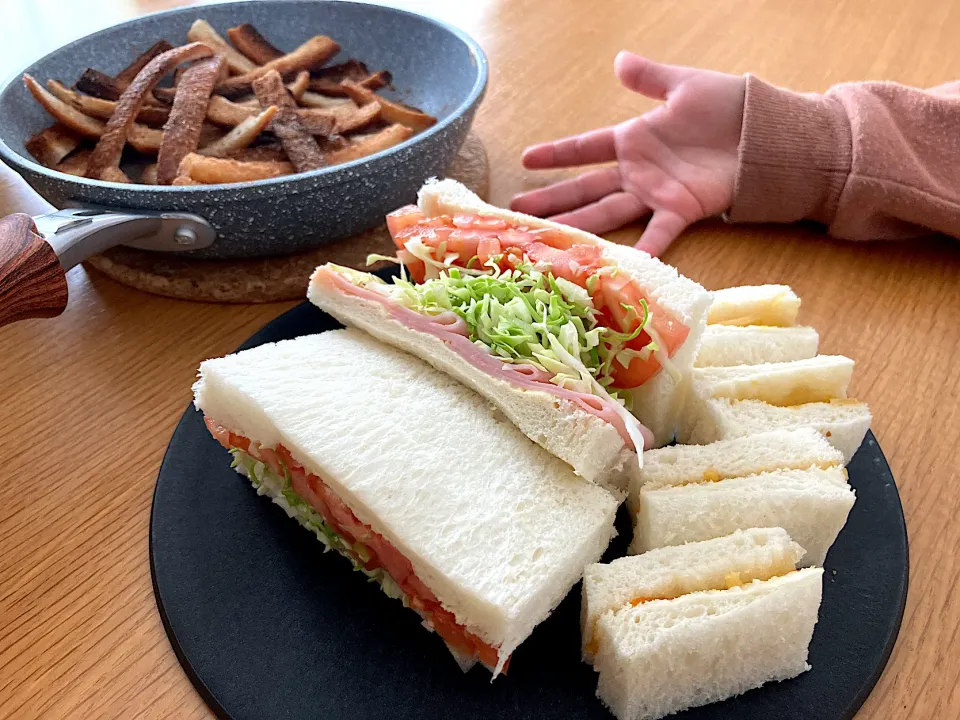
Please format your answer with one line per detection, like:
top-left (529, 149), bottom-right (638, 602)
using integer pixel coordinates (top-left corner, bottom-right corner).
top-left (0, 213), bottom-right (68, 326)
top-left (2, 1), bottom-right (959, 718)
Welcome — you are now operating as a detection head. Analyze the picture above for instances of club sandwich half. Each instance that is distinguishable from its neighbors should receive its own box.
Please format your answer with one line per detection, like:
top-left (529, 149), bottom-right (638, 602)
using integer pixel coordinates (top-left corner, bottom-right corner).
top-left (193, 328), bottom-right (619, 676)
top-left (308, 179), bottom-right (711, 490)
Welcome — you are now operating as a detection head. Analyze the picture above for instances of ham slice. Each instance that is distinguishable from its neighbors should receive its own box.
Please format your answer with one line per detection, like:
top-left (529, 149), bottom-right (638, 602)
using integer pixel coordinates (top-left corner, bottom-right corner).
top-left (316, 268), bottom-right (653, 450)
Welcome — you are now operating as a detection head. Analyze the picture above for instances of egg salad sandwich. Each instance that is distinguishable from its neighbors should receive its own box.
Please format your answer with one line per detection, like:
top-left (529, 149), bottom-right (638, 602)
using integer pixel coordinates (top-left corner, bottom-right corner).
top-left (582, 528), bottom-right (822, 720)
top-left (627, 429), bottom-right (854, 566)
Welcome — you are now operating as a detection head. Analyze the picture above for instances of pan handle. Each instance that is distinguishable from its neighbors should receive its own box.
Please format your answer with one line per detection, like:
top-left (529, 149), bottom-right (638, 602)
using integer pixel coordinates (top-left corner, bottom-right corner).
top-left (0, 213), bottom-right (68, 327)
top-left (0, 208), bottom-right (215, 328)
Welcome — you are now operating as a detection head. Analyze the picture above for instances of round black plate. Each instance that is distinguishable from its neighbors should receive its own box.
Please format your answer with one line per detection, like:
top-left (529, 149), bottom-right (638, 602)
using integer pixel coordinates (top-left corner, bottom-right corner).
top-left (151, 302), bottom-right (908, 720)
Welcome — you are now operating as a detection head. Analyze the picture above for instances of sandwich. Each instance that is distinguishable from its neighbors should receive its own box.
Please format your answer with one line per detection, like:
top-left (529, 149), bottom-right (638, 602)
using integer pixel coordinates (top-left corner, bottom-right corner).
top-left (583, 528), bottom-right (822, 720)
top-left (696, 283), bottom-right (817, 367)
top-left (308, 179), bottom-right (712, 489)
top-left (678, 355), bottom-right (871, 462)
top-left (193, 328), bottom-right (619, 676)
top-left (627, 429), bottom-right (854, 565)
top-left (706, 284), bottom-right (801, 326)
top-left (695, 324), bottom-right (819, 367)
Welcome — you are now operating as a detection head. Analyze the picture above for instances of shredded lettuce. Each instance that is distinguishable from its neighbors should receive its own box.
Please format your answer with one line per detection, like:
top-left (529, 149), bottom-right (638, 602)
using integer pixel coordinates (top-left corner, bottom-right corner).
top-left (345, 262), bottom-right (652, 397)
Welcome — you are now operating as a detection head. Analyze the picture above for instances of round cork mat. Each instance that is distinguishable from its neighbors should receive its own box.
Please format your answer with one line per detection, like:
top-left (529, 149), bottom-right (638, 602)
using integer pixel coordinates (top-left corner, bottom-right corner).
top-left (84, 132), bottom-right (488, 304)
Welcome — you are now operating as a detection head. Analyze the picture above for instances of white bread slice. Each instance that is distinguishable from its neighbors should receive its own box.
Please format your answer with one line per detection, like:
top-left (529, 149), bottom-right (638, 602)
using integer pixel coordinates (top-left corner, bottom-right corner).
top-left (418, 178), bottom-right (711, 447)
top-left (707, 284), bottom-right (801, 326)
top-left (694, 325), bottom-right (818, 367)
top-left (690, 355), bottom-right (854, 406)
top-left (581, 528), bottom-right (803, 663)
top-left (627, 428), bottom-right (844, 512)
top-left (684, 398), bottom-right (872, 464)
top-left (593, 568), bottom-right (823, 720)
top-left (193, 329), bottom-right (618, 672)
top-left (307, 269), bottom-right (634, 493)
top-left (630, 466), bottom-right (854, 565)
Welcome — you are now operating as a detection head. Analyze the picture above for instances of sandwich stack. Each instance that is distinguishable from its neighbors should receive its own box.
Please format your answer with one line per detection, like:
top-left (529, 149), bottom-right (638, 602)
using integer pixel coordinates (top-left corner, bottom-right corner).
top-left (582, 529), bottom-right (823, 720)
top-left (626, 429), bottom-right (855, 565)
top-left (681, 284), bottom-right (871, 463)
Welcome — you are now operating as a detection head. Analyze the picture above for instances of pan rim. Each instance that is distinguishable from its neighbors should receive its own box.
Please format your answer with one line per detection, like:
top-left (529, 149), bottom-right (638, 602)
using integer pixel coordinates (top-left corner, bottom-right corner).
top-left (0, 0), bottom-right (488, 194)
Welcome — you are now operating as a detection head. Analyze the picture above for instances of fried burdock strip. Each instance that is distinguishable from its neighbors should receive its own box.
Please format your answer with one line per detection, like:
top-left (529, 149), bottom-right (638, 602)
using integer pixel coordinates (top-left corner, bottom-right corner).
top-left (23, 74), bottom-right (162, 154)
top-left (298, 101), bottom-right (380, 135)
top-left (205, 95), bottom-right (257, 126)
top-left (198, 106), bottom-right (277, 157)
top-left (227, 24), bottom-right (283, 65)
top-left (116, 40), bottom-right (175, 85)
top-left (25, 123), bottom-right (82, 167)
top-left (227, 145), bottom-right (287, 163)
top-left (46, 79), bottom-right (169, 126)
top-left (156, 56), bottom-right (225, 184)
top-left (299, 91), bottom-right (352, 108)
top-left (339, 80), bottom-right (436, 131)
top-left (309, 61), bottom-right (391, 96)
top-left (178, 152), bottom-right (294, 183)
top-left (234, 70), bottom-right (309, 107)
top-left (141, 163), bottom-right (159, 185)
top-left (324, 123), bottom-right (413, 164)
top-left (252, 70), bottom-right (325, 171)
top-left (52, 148), bottom-right (92, 177)
top-left (86, 42), bottom-right (213, 181)
top-left (74, 68), bottom-right (124, 101)
top-left (215, 35), bottom-right (340, 99)
top-left (187, 19), bottom-right (257, 75)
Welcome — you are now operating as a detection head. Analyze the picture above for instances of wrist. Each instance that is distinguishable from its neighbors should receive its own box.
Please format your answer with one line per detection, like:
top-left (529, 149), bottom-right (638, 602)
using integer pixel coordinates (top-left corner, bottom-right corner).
top-left (727, 75), bottom-right (852, 226)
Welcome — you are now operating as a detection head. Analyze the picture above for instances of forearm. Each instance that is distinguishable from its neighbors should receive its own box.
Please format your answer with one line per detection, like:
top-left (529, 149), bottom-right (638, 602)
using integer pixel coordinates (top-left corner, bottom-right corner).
top-left (728, 75), bottom-right (960, 241)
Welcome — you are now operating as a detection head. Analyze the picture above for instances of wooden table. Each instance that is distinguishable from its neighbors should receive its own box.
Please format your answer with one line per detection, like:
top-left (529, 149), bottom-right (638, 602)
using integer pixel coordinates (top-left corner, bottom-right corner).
top-left (2, 0), bottom-right (958, 717)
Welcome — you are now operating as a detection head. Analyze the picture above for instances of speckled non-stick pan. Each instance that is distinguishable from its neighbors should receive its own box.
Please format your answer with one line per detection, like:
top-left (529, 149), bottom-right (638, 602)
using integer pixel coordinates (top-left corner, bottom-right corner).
top-left (0, 1), bottom-right (486, 325)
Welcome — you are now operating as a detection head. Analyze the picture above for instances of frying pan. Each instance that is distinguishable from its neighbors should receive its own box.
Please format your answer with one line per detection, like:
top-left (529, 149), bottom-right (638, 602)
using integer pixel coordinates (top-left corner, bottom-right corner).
top-left (0, 1), bottom-right (487, 326)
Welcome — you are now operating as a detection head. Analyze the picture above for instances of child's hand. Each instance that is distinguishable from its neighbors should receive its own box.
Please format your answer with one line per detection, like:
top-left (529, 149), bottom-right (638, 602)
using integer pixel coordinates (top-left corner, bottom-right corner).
top-left (511, 52), bottom-right (745, 256)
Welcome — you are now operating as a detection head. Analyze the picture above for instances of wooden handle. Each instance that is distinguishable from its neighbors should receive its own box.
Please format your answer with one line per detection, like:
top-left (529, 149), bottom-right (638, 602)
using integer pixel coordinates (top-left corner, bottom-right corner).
top-left (0, 213), bottom-right (68, 327)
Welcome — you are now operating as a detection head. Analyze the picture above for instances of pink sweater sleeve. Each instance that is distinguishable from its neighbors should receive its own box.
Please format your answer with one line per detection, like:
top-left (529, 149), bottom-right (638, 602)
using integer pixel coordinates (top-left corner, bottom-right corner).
top-left (728, 74), bottom-right (960, 240)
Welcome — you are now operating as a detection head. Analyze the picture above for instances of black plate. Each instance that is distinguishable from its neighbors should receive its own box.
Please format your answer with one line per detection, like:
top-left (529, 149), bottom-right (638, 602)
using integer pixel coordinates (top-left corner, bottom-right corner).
top-left (151, 302), bottom-right (908, 720)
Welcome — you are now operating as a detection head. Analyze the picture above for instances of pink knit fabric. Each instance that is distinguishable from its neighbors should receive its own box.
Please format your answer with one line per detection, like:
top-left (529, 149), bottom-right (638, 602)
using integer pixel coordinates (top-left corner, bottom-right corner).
top-left (729, 74), bottom-right (960, 241)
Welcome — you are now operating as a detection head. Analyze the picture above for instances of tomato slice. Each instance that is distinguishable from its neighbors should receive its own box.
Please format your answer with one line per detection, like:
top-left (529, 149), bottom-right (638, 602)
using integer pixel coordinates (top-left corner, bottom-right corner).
top-left (385, 205), bottom-right (425, 237)
top-left (210, 424), bottom-right (507, 670)
top-left (453, 214), bottom-right (510, 231)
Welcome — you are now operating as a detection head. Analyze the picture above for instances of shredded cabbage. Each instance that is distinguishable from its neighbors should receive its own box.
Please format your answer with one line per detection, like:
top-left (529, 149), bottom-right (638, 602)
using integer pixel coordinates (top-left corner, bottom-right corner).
top-left (229, 449), bottom-right (411, 603)
top-left (344, 262), bottom-right (652, 397)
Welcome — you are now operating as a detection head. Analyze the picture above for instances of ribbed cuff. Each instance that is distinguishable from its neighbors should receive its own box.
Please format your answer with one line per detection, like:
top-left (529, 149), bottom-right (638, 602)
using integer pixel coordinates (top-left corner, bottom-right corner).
top-left (727, 75), bottom-right (852, 226)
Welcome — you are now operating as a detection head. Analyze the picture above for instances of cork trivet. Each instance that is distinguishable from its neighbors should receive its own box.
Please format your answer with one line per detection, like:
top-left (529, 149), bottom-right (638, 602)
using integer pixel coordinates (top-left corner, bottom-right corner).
top-left (84, 132), bottom-right (489, 303)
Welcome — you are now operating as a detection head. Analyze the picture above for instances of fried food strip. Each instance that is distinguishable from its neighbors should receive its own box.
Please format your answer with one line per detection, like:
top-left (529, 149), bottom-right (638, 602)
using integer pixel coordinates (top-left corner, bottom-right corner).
top-left (206, 95), bottom-right (256, 126)
top-left (157, 56), bottom-right (225, 184)
top-left (324, 123), bottom-right (413, 164)
top-left (187, 19), bottom-right (258, 75)
top-left (46, 79), bottom-right (169, 126)
top-left (51, 148), bottom-right (91, 176)
top-left (87, 42), bottom-right (213, 180)
top-left (25, 124), bottom-right (81, 166)
top-left (141, 163), bottom-right (158, 185)
top-left (299, 91), bottom-right (352, 109)
top-left (116, 40), bottom-right (174, 84)
top-left (228, 145), bottom-right (287, 162)
top-left (298, 101), bottom-right (380, 135)
top-left (340, 80), bottom-right (436, 131)
top-left (309, 62), bottom-right (391, 96)
top-left (252, 70), bottom-right (324, 171)
top-left (74, 69), bottom-right (123, 100)
top-left (198, 106), bottom-right (277, 157)
top-left (233, 70), bottom-right (310, 107)
top-left (178, 153), bottom-right (294, 183)
top-left (227, 24), bottom-right (283, 65)
top-left (215, 35), bottom-right (340, 98)
top-left (172, 174), bottom-right (201, 186)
